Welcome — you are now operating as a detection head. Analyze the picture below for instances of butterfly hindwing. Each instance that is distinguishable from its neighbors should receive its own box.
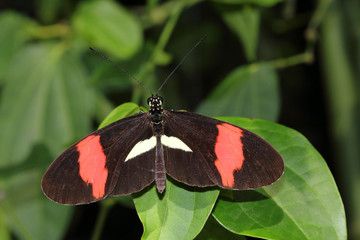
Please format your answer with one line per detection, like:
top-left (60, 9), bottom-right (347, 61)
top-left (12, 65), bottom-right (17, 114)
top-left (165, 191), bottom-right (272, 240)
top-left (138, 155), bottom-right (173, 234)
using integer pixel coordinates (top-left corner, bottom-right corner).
top-left (41, 113), bottom-right (153, 204)
top-left (162, 110), bottom-right (284, 190)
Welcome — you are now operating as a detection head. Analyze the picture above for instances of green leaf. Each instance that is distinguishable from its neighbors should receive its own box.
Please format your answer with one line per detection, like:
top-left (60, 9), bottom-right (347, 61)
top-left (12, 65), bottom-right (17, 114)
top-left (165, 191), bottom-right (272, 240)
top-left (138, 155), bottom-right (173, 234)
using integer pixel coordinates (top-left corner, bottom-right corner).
top-left (196, 215), bottom-right (246, 240)
top-left (215, 4), bottom-right (260, 61)
top-left (211, 0), bottom-right (283, 7)
top-left (197, 64), bottom-right (280, 121)
top-left (36, 0), bottom-right (62, 23)
top-left (0, 170), bottom-right (72, 240)
top-left (153, 49), bottom-right (173, 66)
top-left (212, 117), bottom-right (346, 240)
top-left (133, 180), bottom-right (219, 240)
top-left (0, 11), bottom-right (32, 81)
top-left (73, 0), bottom-right (143, 59)
top-left (0, 144), bottom-right (50, 180)
top-left (0, 43), bottom-right (93, 167)
top-left (0, 208), bottom-right (11, 240)
top-left (0, 141), bottom-right (72, 240)
top-left (97, 102), bottom-right (344, 239)
top-left (98, 102), bottom-right (142, 128)
top-left (0, 124), bottom-right (72, 240)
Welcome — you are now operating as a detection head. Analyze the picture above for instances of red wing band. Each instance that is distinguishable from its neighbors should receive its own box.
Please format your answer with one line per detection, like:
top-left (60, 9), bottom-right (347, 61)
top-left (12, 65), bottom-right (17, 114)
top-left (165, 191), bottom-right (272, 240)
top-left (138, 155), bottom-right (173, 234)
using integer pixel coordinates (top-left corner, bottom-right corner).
top-left (214, 123), bottom-right (244, 187)
top-left (76, 135), bottom-right (108, 199)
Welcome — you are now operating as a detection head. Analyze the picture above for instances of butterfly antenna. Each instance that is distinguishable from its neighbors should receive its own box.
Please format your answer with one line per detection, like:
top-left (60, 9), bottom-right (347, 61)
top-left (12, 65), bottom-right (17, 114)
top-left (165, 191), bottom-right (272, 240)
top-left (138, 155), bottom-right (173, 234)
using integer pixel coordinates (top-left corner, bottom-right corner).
top-left (89, 47), bottom-right (153, 95)
top-left (156, 35), bottom-right (207, 95)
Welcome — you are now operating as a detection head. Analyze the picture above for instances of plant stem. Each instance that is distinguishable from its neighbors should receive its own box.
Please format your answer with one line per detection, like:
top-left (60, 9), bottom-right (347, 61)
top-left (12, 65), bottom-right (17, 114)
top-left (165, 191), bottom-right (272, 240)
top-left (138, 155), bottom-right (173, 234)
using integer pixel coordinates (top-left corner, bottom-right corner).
top-left (263, 0), bottom-right (333, 70)
top-left (28, 23), bottom-right (70, 39)
top-left (268, 52), bottom-right (313, 69)
top-left (91, 199), bottom-right (115, 240)
top-left (132, 0), bottom-right (197, 103)
top-left (305, 0), bottom-right (333, 58)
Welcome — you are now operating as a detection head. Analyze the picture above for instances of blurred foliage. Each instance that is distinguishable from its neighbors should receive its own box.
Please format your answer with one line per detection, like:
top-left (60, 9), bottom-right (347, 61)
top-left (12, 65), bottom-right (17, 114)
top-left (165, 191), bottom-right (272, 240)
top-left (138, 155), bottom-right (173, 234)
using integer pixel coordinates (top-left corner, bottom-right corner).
top-left (0, 0), bottom-right (357, 239)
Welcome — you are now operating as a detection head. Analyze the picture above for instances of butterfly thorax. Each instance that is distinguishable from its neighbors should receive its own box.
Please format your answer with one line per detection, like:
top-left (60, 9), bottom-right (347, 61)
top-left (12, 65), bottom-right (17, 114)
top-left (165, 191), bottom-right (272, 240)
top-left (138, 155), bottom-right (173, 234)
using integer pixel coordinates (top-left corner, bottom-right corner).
top-left (147, 95), bottom-right (163, 125)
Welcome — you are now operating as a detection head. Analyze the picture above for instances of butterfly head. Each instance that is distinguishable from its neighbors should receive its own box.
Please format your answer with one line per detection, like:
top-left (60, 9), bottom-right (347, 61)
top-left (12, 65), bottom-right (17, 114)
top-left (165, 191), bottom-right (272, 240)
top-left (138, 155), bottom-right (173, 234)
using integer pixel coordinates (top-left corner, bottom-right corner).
top-left (147, 95), bottom-right (163, 113)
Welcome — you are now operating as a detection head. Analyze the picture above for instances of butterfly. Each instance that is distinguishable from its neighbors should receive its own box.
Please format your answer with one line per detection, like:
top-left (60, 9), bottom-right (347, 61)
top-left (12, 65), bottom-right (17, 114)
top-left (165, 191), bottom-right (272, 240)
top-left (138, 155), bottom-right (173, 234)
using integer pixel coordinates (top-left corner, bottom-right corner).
top-left (41, 37), bottom-right (284, 205)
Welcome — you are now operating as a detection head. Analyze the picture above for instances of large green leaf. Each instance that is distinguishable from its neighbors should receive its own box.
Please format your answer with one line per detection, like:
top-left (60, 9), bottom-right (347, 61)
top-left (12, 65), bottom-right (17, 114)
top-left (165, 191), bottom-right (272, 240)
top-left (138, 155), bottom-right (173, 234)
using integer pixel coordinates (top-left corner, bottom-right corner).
top-left (94, 103), bottom-right (344, 239)
top-left (1, 170), bottom-right (72, 240)
top-left (0, 144), bottom-right (72, 240)
top-left (196, 215), bottom-right (246, 240)
top-left (0, 11), bottom-right (32, 81)
top-left (215, 4), bottom-right (260, 61)
top-left (212, 117), bottom-right (346, 240)
top-left (197, 64), bottom-right (280, 121)
top-left (0, 43), bottom-right (93, 167)
top-left (0, 208), bottom-right (10, 240)
top-left (73, 0), bottom-right (143, 59)
top-left (133, 180), bottom-right (219, 240)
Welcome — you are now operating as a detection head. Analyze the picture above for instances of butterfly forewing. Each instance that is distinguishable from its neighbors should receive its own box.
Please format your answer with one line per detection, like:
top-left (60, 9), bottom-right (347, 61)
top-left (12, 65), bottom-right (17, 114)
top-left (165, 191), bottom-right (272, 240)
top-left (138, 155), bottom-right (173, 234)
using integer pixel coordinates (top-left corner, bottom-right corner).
top-left (162, 110), bottom-right (284, 190)
top-left (109, 125), bottom-right (156, 196)
top-left (41, 113), bottom-right (152, 204)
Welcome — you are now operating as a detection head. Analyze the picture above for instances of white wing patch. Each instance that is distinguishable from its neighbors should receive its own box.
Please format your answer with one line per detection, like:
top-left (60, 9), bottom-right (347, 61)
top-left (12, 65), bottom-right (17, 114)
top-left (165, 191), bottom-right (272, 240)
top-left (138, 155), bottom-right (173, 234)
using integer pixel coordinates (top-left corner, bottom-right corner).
top-left (125, 136), bottom-right (156, 162)
top-left (124, 135), bottom-right (193, 162)
top-left (161, 135), bottom-right (192, 152)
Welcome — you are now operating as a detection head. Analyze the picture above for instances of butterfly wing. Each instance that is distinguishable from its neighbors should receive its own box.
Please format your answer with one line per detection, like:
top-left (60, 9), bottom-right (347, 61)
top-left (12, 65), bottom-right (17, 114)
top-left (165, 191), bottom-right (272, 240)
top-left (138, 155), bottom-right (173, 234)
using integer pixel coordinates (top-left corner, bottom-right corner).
top-left (42, 108), bottom-right (284, 204)
top-left (41, 113), bottom-right (155, 205)
top-left (162, 110), bottom-right (284, 190)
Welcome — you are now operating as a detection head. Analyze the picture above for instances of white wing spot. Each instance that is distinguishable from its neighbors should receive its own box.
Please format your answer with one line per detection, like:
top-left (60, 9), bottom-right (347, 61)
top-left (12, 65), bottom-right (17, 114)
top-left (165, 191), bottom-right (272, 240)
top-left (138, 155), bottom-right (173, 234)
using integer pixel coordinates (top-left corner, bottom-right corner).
top-left (124, 135), bottom-right (192, 162)
top-left (125, 136), bottom-right (156, 162)
top-left (161, 135), bottom-right (192, 152)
